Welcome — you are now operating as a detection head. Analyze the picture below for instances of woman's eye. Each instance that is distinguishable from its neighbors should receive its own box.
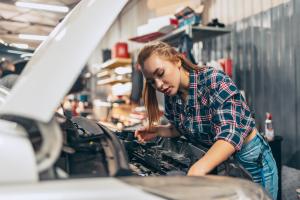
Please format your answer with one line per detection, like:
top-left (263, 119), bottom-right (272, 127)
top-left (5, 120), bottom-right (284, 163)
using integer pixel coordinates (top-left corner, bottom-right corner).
top-left (158, 70), bottom-right (164, 77)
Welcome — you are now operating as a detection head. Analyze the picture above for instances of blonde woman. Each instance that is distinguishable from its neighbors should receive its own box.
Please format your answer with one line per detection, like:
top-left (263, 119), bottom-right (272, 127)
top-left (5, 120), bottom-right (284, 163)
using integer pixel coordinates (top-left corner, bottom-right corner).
top-left (135, 41), bottom-right (278, 199)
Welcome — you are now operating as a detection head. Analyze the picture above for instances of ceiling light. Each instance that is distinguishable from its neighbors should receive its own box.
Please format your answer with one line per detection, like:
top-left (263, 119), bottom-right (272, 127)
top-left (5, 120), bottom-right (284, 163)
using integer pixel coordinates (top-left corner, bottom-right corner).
top-left (9, 43), bottom-right (29, 49)
top-left (19, 34), bottom-right (48, 41)
top-left (15, 1), bottom-right (69, 13)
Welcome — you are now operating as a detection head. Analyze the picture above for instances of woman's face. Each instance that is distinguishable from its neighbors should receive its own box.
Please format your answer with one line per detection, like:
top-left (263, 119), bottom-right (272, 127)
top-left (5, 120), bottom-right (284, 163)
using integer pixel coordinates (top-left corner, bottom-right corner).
top-left (142, 53), bottom-right (181, 96)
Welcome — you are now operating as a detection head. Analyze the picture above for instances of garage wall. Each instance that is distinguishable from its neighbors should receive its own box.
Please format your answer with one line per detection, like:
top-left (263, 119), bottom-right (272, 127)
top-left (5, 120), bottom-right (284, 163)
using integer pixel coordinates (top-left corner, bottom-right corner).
top-left (203, 0), bottom-right (299, 168)
top-left (87, 0), bottom-right (155, 101)
top-left (88, 0), bottom-right (155, 67)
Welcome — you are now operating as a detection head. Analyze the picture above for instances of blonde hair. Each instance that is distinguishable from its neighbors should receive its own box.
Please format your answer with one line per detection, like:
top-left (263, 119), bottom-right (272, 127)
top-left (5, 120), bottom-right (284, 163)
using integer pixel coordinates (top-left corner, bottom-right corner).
top-left (137, 41), bottom-right (199, 128)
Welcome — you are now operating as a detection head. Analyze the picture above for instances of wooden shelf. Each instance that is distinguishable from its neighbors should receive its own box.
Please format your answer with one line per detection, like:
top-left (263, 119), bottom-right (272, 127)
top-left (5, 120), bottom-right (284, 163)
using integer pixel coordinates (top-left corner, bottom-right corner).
top-left (96, 70), bottom-right (111, 78)
top-left (99, 58), bottom-right (132, 70)
top-left (97, 77), bottom-right (131, 86)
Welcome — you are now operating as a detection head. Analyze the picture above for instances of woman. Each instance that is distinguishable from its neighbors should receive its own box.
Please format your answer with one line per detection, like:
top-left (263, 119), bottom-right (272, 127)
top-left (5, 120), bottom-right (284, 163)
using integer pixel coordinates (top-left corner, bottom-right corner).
top-left (135, 41), bottom-right (278, 199)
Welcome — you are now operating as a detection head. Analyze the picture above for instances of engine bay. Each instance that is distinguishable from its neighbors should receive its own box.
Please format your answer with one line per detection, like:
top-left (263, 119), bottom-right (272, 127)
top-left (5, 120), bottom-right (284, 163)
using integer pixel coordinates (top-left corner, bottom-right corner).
top-left (56, 115), bottom-right (252, 180)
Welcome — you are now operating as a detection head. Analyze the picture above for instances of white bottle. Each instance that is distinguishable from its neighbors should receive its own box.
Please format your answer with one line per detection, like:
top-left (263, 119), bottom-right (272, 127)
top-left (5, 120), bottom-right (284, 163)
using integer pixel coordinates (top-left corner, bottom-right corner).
top-left (265, 112), bottom-right (274, 141)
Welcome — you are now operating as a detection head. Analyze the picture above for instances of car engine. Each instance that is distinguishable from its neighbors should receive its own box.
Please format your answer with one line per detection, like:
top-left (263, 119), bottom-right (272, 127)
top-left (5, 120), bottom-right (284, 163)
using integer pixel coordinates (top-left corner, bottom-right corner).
top-left (56, 115), bottom-right (252, 180)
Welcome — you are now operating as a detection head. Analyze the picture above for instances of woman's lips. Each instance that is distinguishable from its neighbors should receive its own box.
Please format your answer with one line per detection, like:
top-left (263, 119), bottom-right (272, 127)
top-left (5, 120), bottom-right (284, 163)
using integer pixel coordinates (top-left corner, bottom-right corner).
top-left (162, 87), bottom-right (171, 95)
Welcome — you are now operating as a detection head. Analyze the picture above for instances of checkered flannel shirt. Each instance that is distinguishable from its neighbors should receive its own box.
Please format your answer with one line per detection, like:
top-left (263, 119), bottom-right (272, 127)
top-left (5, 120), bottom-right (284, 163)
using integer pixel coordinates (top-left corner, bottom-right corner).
top-left (164, 66), bottom-right (255, 151)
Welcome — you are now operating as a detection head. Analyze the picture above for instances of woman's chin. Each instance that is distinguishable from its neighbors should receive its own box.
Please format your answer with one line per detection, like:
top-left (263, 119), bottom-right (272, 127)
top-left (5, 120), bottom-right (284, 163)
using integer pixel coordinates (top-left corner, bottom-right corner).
top-left (166, 88), bottom-right (177, 96)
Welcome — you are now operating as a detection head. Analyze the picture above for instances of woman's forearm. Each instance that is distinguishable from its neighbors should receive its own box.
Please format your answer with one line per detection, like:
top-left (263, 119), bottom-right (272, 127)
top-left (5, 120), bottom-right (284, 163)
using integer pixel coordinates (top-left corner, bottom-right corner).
top-left (188, 140), bottom-right (235, 175)
top-left (157, 124), bottom-right (181, 138)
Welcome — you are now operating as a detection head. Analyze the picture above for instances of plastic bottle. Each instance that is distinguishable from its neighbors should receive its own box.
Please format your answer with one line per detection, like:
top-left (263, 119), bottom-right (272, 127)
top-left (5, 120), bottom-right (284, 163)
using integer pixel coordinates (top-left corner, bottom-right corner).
top-left (265, 112), bottom-right (274, 141)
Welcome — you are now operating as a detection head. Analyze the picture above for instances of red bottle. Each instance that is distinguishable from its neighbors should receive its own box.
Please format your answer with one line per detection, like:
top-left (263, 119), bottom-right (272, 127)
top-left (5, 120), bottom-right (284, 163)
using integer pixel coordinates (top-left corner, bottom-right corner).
top-left (113, 42), bottom-right (129, 58)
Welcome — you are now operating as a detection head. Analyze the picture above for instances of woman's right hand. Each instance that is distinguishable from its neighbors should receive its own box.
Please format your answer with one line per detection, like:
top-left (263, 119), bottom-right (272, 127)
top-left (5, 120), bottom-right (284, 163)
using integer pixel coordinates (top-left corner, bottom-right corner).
top-left (134, 126), bottom-right (158, 143)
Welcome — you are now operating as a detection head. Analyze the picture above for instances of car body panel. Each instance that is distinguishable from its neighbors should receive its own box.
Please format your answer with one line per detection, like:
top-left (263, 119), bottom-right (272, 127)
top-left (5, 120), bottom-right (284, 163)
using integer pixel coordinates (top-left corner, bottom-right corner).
top-left (0, 176), bottom-right (270, 200)
top-left (0, 178), bottom-right (164, 200)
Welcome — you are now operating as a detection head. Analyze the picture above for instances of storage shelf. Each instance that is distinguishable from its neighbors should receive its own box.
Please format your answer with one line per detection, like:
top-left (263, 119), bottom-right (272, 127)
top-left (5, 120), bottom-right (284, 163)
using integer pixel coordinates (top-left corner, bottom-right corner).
top-left (129, 25), bottom-right (230, 46)
top-left (99, 58), bottom-right (132, 70)
top-left (97, 77), bottom-right (131, 86)
top-left (157, 25), bottom-right (231, 46)
top-left (129, 32), bottom-right (166, 43)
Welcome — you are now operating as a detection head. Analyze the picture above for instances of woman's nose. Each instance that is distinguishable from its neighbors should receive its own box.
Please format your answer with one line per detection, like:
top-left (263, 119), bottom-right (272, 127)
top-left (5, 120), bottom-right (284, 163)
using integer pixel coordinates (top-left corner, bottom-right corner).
top-left (154, 78), bottom-right (163, 90)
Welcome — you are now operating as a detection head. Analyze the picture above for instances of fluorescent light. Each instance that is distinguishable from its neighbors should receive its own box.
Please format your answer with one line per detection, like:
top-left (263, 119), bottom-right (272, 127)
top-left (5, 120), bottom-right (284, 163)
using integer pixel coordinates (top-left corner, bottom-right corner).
top-left (9, 43), bottom-right (29, 49)
top-left (19, 34), bottom-right (48, 41)
top-left (15, 1), bottom-right (69, 13)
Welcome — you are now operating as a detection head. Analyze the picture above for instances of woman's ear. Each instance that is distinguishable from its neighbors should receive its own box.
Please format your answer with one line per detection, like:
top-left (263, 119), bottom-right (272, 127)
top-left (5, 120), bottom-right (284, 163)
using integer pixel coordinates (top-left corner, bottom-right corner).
top-left (135, 63), bottom-right (142, 71)
top-left (177, 59), bottom-right (182, 69)
top-left (174, 56), bottom-right (182, 69)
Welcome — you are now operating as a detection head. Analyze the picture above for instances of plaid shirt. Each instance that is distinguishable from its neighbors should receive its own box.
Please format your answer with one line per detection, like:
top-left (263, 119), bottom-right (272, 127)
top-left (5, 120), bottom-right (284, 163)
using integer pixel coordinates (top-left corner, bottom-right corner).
top-left (164, 67), bottom-right (255, 151)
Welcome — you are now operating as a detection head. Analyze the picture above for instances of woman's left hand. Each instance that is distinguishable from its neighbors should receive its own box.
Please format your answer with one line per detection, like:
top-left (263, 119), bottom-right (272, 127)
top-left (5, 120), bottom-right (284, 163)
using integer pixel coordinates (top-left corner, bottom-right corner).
top-left (187, 140), bottom-right (235, 176)
top-left (187, 162), bottom-right (206, 176)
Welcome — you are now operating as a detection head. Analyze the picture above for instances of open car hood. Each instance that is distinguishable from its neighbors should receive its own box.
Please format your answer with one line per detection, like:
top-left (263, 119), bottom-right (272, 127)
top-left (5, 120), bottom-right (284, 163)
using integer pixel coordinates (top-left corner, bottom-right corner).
top-left (0, 0), bottom-right (127, 123)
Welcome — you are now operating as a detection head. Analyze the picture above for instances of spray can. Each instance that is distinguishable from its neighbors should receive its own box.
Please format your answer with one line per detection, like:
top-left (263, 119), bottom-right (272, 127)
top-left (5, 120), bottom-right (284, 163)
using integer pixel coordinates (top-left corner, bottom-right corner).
top-left (265, 112), bottom-right (274, 141)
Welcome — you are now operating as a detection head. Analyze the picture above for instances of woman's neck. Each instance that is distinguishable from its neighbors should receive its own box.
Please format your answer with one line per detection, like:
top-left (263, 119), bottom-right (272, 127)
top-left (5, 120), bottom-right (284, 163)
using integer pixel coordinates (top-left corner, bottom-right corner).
top-left (178, 67), bottom-right (190, 102)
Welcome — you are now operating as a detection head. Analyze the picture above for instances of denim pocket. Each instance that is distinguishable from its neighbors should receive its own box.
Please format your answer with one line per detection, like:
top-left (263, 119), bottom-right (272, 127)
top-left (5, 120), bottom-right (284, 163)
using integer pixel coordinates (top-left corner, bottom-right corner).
top-left (236, 135), bottom-right (262, 165)
top-left (237, 147), bottom-right (261, 165)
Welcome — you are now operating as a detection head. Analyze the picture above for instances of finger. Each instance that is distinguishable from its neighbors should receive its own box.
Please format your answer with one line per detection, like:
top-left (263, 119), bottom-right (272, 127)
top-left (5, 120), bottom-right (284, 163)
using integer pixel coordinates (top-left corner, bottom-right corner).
top-left (134, 129), bottom-right (145, 138)
top-left (137, 134), bottom-right (142, 142)
top-left (137, 137), bottom-right (144, 144)
top-left (134, 130), bottom-right (138, 138)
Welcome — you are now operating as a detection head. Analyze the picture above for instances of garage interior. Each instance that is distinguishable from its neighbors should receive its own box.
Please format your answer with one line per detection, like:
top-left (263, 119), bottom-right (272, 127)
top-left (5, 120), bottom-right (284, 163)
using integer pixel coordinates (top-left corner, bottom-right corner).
top-left (0, 0), bottom-right (299, 200)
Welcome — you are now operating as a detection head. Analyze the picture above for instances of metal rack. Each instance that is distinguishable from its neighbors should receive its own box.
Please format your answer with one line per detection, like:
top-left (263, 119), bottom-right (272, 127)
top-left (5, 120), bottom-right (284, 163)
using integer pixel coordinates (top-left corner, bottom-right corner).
top-left (157, 25), bottom-right (231, 46)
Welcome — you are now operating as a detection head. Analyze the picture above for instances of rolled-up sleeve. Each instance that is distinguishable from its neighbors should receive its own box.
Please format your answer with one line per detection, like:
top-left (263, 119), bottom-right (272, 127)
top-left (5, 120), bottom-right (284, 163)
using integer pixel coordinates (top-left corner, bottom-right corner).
top-left (212, 94), bottom-right (245, 151)
top-left (211, 74), bottom-right (247, 151)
